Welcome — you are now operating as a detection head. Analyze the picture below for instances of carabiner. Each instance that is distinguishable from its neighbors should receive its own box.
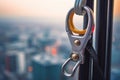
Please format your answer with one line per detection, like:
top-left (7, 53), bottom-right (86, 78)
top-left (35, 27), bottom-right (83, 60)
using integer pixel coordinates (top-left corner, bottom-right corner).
top-left (62, 6), bottom-right (94, 77)
top-left (74, 0), bottom-right (87, 15)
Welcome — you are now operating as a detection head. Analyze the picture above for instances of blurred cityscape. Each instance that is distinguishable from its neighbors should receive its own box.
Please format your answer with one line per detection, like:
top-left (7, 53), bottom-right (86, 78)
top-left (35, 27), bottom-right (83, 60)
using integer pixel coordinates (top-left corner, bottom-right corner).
top-left (0, 18), bottom-right (120, 80)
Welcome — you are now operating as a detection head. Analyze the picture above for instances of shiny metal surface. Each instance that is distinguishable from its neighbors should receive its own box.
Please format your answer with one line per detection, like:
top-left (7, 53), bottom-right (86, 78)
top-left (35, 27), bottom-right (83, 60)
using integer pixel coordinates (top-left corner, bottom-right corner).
top-left (62, 6), bottom-right (94, 77)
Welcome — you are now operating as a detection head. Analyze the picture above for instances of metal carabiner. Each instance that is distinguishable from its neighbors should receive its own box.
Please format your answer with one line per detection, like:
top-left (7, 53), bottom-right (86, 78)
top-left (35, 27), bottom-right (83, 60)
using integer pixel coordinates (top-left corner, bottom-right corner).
top-left (74, 0), bottom-right (87, 15)
top-left (62, 6), bottom-right (94, 77)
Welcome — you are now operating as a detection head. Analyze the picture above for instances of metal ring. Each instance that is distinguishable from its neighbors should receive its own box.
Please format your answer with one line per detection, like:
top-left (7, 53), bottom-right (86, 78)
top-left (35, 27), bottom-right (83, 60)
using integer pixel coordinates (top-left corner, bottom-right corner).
top-left (67, 8), bottom-right (86, 35)
top-left (67, 6), bottom-right (94, 35)
top-left (62, 58), bottom-right (81, 77)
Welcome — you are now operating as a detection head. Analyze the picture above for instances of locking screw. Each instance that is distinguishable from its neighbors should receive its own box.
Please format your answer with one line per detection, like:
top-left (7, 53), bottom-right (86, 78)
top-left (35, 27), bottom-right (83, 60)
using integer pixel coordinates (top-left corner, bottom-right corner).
top-left (71, 53), bottom-right (79, 62)
top-left (74, 39), bottom-right (81, 46)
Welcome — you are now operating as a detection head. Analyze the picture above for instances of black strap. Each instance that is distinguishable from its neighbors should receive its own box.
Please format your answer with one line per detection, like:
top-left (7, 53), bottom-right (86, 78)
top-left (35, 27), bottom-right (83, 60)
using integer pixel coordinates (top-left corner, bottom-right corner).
top-left (86, 44), bottom-right (105, 80)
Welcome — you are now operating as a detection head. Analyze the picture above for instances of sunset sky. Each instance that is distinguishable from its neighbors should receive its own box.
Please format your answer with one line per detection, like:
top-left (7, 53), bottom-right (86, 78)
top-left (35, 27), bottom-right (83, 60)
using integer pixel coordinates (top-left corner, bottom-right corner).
top-left (114, 0), bottom-right (120, 16)
top-left (0, 0), bottom-right (74, 19)
top-left (0, 0), bottom-right (119, 19)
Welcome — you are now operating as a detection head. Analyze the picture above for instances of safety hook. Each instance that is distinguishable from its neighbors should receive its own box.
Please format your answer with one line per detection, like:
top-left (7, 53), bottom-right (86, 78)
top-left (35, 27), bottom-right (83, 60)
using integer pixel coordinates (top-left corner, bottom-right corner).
top-left (62, 6), bottom-right (94, 77)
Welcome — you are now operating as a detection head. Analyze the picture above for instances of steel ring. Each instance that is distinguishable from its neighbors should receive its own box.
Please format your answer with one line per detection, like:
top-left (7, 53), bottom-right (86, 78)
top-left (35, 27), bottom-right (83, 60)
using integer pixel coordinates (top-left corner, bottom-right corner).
top-left (66, 6), bottom-right (94, 35)
top-left (67, 8), bottom-right (86, 35)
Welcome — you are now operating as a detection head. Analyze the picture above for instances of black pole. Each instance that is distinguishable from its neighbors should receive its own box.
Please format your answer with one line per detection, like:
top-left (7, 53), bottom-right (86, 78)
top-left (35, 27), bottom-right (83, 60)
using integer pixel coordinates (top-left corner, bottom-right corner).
top-left (94, 0), bottom-right (108, 80)
top-left (106, 0), bottom-right (114, 80)
top-left (79, 1), bottom-right (94, 80)
top-left (94, 0), bottom-right (114, 80)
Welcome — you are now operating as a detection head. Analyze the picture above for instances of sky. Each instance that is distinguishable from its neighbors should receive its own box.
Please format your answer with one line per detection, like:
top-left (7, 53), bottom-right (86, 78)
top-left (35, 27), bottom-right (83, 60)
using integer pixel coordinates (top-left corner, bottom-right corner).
top-left (114, 0), bottom-right (120, 16)
top-left (0, 0), bottom-right (119, 17)
top-left (0, 0), bottom-right (75, 24)
top-left (0, 0), bottom-right (74, 19)
top-left (0, 0), bottom-right (119, 22)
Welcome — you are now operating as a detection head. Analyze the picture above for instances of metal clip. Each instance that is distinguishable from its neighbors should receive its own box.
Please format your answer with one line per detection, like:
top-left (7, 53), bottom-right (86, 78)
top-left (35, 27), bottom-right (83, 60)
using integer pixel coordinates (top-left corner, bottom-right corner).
top-left (62, 6), bottom-right (94, 77)
top-left (74, 0), bottom-right (87, 15)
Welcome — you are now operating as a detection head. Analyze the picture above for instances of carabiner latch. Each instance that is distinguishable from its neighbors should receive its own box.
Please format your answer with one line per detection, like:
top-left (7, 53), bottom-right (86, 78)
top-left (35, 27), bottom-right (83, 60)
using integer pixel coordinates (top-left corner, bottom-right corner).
top-left (74, 0), bottom-right (87, 15)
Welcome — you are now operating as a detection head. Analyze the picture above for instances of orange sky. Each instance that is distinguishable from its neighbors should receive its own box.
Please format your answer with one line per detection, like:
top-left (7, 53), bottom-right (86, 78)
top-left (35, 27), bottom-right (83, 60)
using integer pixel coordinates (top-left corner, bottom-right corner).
top-left (114, 0), bottom-right (120, 16)
top-left (0, 0), bottom-right (119, 18)
top-left (0, 0), bottom-right (74, 18)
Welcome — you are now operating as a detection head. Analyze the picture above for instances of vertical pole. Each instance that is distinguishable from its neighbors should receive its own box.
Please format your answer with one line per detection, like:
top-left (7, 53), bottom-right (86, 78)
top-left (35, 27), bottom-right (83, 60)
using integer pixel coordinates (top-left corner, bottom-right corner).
top-left (94, 0), bottom-right (114, 80)
top-left (106, 0), bottom-right (114, 80)
top-left (79, 0), bottom-right (94, 80)
top-left (94, 0), bottom-right (108, 80)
